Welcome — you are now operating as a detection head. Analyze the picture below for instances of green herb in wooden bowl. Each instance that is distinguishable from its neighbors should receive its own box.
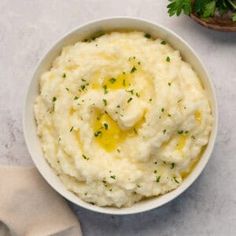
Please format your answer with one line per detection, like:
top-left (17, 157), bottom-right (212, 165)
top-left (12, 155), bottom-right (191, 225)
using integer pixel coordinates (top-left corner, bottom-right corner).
top-left (167, 0), bottom-right (236, 31)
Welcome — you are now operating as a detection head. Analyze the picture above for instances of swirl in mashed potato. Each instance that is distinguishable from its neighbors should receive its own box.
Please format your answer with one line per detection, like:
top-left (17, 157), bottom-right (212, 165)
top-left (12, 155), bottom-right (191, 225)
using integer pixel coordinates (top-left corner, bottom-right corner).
top-left (34, 32), bottom-right (212, 207)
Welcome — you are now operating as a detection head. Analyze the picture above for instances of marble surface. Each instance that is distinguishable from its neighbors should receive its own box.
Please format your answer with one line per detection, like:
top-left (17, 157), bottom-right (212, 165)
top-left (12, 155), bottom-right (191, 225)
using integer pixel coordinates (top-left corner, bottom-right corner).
top-left (1, 0), bottom-right (236, 235)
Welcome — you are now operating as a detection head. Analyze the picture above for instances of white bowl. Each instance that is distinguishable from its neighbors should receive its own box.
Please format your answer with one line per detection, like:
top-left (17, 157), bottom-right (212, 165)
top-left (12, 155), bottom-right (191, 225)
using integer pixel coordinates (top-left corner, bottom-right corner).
top-left (23, 17), bottom-right (218, 215)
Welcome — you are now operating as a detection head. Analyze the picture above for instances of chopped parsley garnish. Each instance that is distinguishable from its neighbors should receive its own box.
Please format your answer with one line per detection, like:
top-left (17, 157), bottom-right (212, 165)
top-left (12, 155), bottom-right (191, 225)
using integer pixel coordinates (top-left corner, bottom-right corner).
top-left (74, 96), bottom-right (79, 100)
top-left (168, 82), bottom-right (172, 86)
top-left (104, 123), bottom-right (108, 130)
top-left (103, 85), bottom-right (108, 94)
top-left (69, 126), bottom-right (74, 132)
top-left (177, 99), bottom-right (182, 103)
top-left (116, 105), bottom-right (120, 108)
top-left (137, 184), bottom-right (141, 188)
top-left (136, 92), bottom-right (140, 97)
top-left (166, 56), bottom-right (171, 62)
top-left (130, 66), bottom-right (137, 73)
top-left (161, 108), bottom-right (165, 112)
top-left (52, 97), bottom-right (57, 102)
top-left (177, 130), bottom-right (184, 134)
top-left (171, 163), bottom-right (175, 169)
top-left (163, 129), bottom-right (167, 134)
top-left (66, 88), bottom-right (70, 92)
top-left (127, 97), bottom-right (133, 103)
top-left (127, 89), bottom-right (134, 95)
top-left (103, 99), bottom-right (107, 106)
top-left (154, 170), bottom-right (157, 174)
top-left (133, 128), bottom-right (137, 134)
top-left (110, 175), bottom-right (116, 180)
top-left (117, 149), bottom-right (120, 153)
top-left (149, 98), bottom-right (153, 102)
top-left (122, 79), bottom-right (126, 86)
top-left (191, 135), bottom-right (196, 139)
top-left (156, 176), bottom-right (161, 183)
top-left (168, 113), bottom-right (172, 117)
top-left (80, 85), bottom-right (86, 90)
top-left (81, 78), bottom-right (86, 82)
top-left (144, 33), bottom-right (151, 39)
top-left (109, 78), bottom-right (116, 84)
top-left (94, 131), bottom-right (102, 137)
top-left (185, 130), bottom-right (189, 134)
top-left (173, 176), bottom-right (180, 183)
top-left (62, 73), bottom-right (66, 78)
top-left (82, 154), bottom-right (89, 160)
top-left (161, 40), bottom-right (167, 45)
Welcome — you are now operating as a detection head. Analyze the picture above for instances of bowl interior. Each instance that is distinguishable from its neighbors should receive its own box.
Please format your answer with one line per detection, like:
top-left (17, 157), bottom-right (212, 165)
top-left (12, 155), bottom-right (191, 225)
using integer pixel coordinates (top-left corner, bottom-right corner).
top-left (24, 17), bottom-right (218, 215)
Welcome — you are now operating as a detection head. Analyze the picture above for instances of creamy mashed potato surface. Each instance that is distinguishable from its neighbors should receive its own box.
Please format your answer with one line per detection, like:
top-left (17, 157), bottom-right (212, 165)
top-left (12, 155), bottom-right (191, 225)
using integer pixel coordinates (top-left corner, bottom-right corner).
top-left (34, 32), bottom-right (212, 207)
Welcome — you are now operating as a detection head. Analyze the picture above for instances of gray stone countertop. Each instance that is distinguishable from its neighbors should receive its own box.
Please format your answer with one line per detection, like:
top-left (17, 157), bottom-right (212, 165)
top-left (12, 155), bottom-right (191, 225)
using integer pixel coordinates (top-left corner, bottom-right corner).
top-left (1, 0), bottom-right (236, 235)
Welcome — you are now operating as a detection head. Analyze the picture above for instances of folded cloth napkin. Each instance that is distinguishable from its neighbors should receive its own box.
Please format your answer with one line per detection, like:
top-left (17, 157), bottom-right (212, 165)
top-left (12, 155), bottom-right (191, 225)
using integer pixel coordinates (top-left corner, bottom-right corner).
top-left (0, 166), bottom-right (82, 236)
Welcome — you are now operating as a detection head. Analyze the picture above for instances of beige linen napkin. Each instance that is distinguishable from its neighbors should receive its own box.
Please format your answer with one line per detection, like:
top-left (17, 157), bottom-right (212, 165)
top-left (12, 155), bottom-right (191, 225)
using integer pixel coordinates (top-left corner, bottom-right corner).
top-left (0, 166), bottom-right (82, 236)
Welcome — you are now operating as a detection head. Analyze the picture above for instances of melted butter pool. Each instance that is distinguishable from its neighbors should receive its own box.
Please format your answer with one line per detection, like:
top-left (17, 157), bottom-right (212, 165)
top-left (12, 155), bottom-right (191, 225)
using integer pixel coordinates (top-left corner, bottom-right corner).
top-left (92, 111), bottom-right (143, 152)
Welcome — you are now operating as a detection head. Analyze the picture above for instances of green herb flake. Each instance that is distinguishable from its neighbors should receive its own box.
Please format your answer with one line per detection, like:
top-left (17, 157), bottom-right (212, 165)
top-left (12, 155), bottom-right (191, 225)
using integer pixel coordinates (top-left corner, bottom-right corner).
top-left (62, 73), bottom-right (66, 78)
top-left (109, 78), bottom-right (116, 84)
top-left (156, 176), bottom-right (161, 183)
top-left (233, 13), bottom-right (236, 22)
top-left (163, 129), bottom-right (167, 134)
top-left (178, 130), bottom-right (184, 135)
top-left (74, 96), bottom-right (79, 100)
top-left (82, 154), bottom-right (89, 160)
top-left (122, 79), bottom-right (126, 86)
top-left (171, 163), bottom-right (175, 169)
top-left (103, 99), bottom-right (107, 106)
top-left (144, 33), bottom-right (152, 39)
top-left (173, 176), bottom-right (180, 184)
top-left (104, 123), bottom-right (108, 130)
top-left (191, 135), bottom-right (196, 140)
top-left (161, 40), bottom-right (167, 45)
top-left (127, 97), bottom-right (133, 103)
top-left (117, 149), bottom-right (120, 153)
top-left (81, 85), bottom-right (86, 90)
top-left (127, 89), bottom-right (134, 95)
top-left (66, 88), bottom-right (70, 92)
top-left (130, 66), bottom-right (137, 73)
top-left (136, 92), bottom-right (140, 97)
top-left (168, 82), bottom-right (172, 86)
top-left (161, 108), bottom-right (165, 112)
top-left (149, 98), bottom-right (153, 102)
top-left (103, 85), bottom-right (108, 94)
top-left (69, 126), bottom-right (74, 132)
top-left (94, 131), bottom-right (102, 137)
top-left (168, 113), bottom-right (172, 117)
top-left (133, 128), bottom-right (137, 134)
top-left (52, 97), bottom-right (57, 102)
top-left (154, 170), bottom-right (157, 174)
top-left (110, 175), bottom-right (116, 180)
top-left (166, 56), bottom-right (171, 62)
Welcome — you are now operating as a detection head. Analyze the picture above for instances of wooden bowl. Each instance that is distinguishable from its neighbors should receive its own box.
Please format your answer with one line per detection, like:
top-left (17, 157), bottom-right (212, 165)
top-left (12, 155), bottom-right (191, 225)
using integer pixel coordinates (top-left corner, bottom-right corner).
top-left (190, 13), bottom-right (236, 32)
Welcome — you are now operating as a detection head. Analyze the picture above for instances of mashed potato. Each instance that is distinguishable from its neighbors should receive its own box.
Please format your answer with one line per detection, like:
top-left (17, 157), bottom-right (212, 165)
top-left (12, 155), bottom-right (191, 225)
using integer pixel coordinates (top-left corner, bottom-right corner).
top-left (34, 32), bottom-right (212, 207)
